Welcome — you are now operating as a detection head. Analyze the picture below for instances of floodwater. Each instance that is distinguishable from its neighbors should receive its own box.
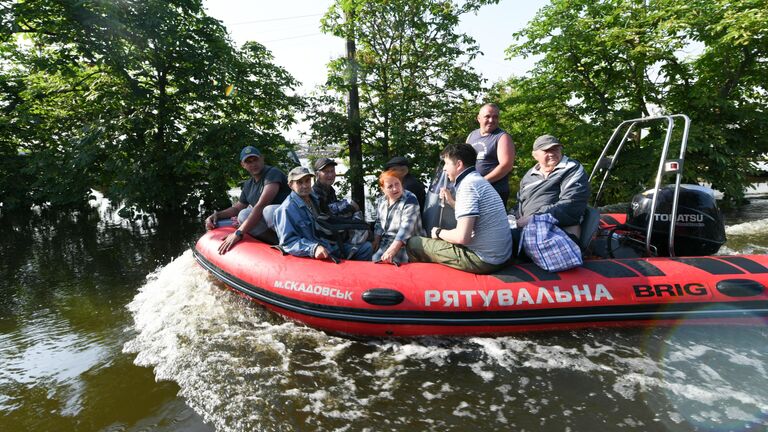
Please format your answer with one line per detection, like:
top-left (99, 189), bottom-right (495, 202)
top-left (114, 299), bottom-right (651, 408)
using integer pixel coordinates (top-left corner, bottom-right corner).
top-left (1, 199), bottom-right (767, 431)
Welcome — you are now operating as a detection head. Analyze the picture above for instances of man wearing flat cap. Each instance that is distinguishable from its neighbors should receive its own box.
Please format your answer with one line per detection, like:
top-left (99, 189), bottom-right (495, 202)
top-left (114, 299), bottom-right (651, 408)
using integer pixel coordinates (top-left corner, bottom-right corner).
top-left (273, 166), bottom-right (372, 261)
top-left (312, 157), bottom-right (359, 217)
top-left (512, 134), bottom-right (590, 232)
top-left (205, 145), bottom-right (291, 254)
top-left (385, 156), bottom-right (426, 209)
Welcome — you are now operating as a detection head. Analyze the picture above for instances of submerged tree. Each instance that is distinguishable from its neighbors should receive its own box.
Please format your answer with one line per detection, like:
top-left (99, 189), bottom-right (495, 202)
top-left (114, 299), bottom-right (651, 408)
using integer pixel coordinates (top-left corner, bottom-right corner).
top-left (1, 0), bottom-right (302, 215)
top-left (503, 0), bottom-right (768, 205)
top-left (315, 0), bottom-right (496, 208)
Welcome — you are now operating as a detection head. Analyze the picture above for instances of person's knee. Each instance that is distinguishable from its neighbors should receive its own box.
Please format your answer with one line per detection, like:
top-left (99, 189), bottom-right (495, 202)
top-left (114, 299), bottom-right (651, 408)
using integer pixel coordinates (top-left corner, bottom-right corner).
top-left (237, 207), bottom-right (252, 224)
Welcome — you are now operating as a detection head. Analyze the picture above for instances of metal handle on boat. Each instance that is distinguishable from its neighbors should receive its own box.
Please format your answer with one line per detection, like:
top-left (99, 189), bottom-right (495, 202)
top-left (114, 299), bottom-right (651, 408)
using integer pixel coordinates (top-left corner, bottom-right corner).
top-left (588, 114), bottom-right (691, 257)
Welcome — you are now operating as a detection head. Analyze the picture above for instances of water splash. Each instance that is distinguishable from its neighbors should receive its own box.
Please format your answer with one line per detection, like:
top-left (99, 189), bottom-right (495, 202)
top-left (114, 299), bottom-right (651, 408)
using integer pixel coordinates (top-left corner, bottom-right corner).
top-left (124, 252), bottom-right (768, 431)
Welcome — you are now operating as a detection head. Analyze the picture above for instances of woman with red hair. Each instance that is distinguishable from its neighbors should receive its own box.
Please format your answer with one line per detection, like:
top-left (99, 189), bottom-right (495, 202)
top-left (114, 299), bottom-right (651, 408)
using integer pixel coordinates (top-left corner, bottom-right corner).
top-left (372, 170), bottom-right (425, 264)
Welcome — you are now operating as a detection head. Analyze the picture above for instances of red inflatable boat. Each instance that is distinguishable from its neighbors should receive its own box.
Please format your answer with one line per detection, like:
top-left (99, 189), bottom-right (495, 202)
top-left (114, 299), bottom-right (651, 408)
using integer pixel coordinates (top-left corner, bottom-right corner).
top-left (193, 217), bottom-right (768, 337)
top-left (193, 115), bottom-right (768, 337)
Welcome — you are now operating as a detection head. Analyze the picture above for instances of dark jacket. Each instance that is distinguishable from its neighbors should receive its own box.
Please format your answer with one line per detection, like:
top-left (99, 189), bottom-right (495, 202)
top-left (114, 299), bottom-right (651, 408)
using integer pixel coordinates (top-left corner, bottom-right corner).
top-left (402, 173), bottom-right (426, 210)
top-left (515, 156), bottom-right (590, 226)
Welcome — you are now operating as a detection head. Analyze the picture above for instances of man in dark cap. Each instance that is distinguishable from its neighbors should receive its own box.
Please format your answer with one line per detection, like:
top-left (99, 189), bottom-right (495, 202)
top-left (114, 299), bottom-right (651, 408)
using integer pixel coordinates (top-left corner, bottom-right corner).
top-left (312, 157), bottom-right (359, 216)
top-left (385, 156), bottom-right (426, 209)
top-left (204, 145), bottom-right (291, 254)
top-left (512, 134), bottom-right (590, 232)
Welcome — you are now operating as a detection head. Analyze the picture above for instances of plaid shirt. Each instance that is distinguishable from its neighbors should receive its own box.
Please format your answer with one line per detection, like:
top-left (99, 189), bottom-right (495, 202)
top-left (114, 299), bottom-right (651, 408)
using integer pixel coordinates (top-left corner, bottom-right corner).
top-left (373, 190), bottom-right (425, 262)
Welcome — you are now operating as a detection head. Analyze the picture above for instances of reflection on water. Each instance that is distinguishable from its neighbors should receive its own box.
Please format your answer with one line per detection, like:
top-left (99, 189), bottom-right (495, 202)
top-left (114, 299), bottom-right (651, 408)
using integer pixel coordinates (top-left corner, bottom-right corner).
top-left (0, 206), bottom-right (213, 431)
top-left (2, 199), bottom-right (768, 431)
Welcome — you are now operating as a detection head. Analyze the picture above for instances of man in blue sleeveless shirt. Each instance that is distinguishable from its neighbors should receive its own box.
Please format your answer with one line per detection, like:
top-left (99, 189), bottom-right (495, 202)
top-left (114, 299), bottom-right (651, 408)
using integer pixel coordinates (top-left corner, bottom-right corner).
top-left (466, 103), bottom-right (516, 208)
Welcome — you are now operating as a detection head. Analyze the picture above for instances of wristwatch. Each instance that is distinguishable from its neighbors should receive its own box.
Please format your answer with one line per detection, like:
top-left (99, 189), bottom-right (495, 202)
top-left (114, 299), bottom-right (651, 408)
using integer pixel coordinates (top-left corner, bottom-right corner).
top-left (435, 228), bottom-right (442, 240)
top-left (234, 229), bottom-right (243, 238)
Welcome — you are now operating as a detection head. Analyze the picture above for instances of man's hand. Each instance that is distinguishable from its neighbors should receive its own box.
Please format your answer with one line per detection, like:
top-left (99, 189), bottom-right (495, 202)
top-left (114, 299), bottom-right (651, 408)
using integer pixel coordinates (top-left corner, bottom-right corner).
top-left (381, 241), bottom-right (403, 263)
top-left (314, 245), bottom-right (330, 260)
top-left (431, 226), bottom-right (441, 239)
top-left (218, 232), bottom-right (241, 254)
top-left (205, 212), bottom-right (218, 230)
top-left (439, 187), bottom-right (455, 208)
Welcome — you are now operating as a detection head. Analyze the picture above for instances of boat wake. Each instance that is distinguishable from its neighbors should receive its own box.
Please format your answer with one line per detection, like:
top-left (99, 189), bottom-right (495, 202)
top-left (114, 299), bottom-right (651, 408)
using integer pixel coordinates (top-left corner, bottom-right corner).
top-left (124, 250), bottom-right (768, 431)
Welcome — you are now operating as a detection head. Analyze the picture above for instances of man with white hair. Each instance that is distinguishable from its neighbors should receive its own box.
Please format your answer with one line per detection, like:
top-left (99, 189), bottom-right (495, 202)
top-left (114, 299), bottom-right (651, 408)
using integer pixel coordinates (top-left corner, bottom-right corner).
top-left (513, 134), bottom-right (590, 233)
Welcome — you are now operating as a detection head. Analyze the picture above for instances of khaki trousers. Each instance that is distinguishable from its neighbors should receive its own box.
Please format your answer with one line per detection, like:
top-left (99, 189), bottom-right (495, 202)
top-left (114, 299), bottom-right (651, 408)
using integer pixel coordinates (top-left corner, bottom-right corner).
top-left (406, 236), bottom-right (504, 275)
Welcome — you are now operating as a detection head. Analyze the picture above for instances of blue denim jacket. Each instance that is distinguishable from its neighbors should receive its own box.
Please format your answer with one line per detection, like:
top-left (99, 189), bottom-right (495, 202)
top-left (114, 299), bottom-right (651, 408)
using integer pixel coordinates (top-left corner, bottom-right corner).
top-left (273, 192), bottom-right (331, 257)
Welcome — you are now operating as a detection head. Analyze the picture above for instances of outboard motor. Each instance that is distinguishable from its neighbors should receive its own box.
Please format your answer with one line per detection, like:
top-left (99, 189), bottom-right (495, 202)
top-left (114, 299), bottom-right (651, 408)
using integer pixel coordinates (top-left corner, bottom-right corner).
top-left (625, 184), bottom-right (726, 256)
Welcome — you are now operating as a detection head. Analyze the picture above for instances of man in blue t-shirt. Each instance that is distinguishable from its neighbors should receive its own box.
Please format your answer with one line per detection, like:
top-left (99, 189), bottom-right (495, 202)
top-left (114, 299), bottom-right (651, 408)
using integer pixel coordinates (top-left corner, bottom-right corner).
top-left (406, 143), bottom-right (512, 274)
top-left (204, 145), bottom-right (291, 254)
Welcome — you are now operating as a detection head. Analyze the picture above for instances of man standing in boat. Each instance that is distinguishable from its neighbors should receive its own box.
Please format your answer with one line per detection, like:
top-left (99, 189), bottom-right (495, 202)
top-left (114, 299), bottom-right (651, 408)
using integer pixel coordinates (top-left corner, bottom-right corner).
top-left (512, 134), bottom-right (590, 238)
top-left (205, 145), bottom-right (291, 254)
top-left (274, 167), bottom-right (373, 261)
top-left (406, 144), bottom-right (512, 274)
top-left (466, 103), bottom-right (516, 207)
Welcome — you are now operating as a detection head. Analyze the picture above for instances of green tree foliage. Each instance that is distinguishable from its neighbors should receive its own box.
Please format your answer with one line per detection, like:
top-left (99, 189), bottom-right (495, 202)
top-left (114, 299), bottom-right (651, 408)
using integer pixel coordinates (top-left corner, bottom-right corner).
top-left (1, 0), bottom-right (302, 215)
top-left (503, 0), bottom-right (768, 205)
top-left (315, 0), bottom-right (496, 198)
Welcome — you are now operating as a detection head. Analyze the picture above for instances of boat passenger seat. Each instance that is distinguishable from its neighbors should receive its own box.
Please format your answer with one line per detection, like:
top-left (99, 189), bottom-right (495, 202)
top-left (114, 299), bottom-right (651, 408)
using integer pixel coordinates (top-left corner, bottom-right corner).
top-left (578, 207), bottom-right (601, 251)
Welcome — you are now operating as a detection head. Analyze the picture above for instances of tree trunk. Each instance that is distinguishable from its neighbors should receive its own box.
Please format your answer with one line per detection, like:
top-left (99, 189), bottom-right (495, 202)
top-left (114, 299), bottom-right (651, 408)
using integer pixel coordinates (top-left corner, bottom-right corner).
top-left (346, 15), bottom-right (364, 217)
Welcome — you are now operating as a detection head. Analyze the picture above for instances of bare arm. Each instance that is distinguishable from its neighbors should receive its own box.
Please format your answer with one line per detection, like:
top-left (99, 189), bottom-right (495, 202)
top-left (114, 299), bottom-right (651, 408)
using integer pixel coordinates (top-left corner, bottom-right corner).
top-left (431, 216), bottom-right (476, 245)
top-left (205, 201), bottom-right (247, 230)
top-left (218, 183), bottom-right (280, 254)
top-left (238, 183), bottom-right (280, 235)
top-left (483, 134), bottom-right (515, 184)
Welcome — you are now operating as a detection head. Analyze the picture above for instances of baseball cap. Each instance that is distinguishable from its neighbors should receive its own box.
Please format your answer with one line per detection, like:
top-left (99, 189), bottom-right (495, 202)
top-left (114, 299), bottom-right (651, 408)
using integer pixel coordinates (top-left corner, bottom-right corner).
top-left (240, 146), bottom-right (262, 162)
top-left (314, 157), bottom-right (337, 172)
top-left (287, 166), bottom-right (314, 182)
top-left (385, 156), bottom-right (409, 169)
top-left (533, 135), bottom-right (563, 151)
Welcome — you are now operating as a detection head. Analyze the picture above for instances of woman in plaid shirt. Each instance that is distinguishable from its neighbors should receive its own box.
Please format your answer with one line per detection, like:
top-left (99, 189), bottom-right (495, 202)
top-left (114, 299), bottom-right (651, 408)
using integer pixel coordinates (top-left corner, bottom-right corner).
top-left (372, 170), bottom-right (425, 264)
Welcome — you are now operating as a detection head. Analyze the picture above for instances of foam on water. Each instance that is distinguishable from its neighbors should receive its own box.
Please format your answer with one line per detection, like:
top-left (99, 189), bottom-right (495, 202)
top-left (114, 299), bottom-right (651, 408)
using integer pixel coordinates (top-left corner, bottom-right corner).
top-left (124, 251), bottom-right (768, 431)
top-left (727, 218), bottom-right (768, 236)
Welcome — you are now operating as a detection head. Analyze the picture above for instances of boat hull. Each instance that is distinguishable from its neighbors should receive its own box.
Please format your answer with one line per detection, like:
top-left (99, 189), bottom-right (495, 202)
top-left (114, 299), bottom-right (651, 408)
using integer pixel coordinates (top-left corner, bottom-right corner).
top-left (194, 226), bottom-right (768, 337)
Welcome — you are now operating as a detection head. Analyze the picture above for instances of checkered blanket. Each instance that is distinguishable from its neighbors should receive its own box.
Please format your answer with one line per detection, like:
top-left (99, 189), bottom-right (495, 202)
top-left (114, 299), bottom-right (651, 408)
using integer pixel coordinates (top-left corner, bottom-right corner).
top-left (520, 213), bottom-right (583, 272)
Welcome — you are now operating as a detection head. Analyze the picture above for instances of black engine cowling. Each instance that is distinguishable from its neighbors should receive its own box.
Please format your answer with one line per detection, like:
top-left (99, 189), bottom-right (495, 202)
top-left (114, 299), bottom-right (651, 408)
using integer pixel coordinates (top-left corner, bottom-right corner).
top-left (625, 184), bottom-right (726, 256)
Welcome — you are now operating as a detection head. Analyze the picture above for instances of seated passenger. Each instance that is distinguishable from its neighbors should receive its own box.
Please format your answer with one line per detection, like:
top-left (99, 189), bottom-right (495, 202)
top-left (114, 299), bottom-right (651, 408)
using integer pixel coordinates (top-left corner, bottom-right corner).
top-left (385, 156), bottom-right (426, 210)
top-left (312, 157), bottom-right (359, 217)
top-left (512, 134), bottom-right (590, 236)
top-left (406, 144), bottom-right (512, 274)
top-left (274, 167), bottom-right (373, 261)
top-left (204, 145), bottom-right (291, 253)
top-left (372, 170), bottom-right (425, 264)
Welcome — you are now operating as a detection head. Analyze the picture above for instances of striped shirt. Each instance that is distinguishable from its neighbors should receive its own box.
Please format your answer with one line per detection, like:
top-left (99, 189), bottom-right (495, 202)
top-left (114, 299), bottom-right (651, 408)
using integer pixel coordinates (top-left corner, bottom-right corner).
top-left (455, 169), bottom-right (512, 265)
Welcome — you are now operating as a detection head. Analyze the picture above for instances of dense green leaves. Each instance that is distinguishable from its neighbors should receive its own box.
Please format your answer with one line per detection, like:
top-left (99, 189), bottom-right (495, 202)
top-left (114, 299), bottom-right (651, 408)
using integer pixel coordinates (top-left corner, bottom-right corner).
top-left (503, 0), bottom-right (768, 205)
top-left (1, 0), bottom-right (302, 215)
top-left (314, 0), bottom-right (496, 201)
